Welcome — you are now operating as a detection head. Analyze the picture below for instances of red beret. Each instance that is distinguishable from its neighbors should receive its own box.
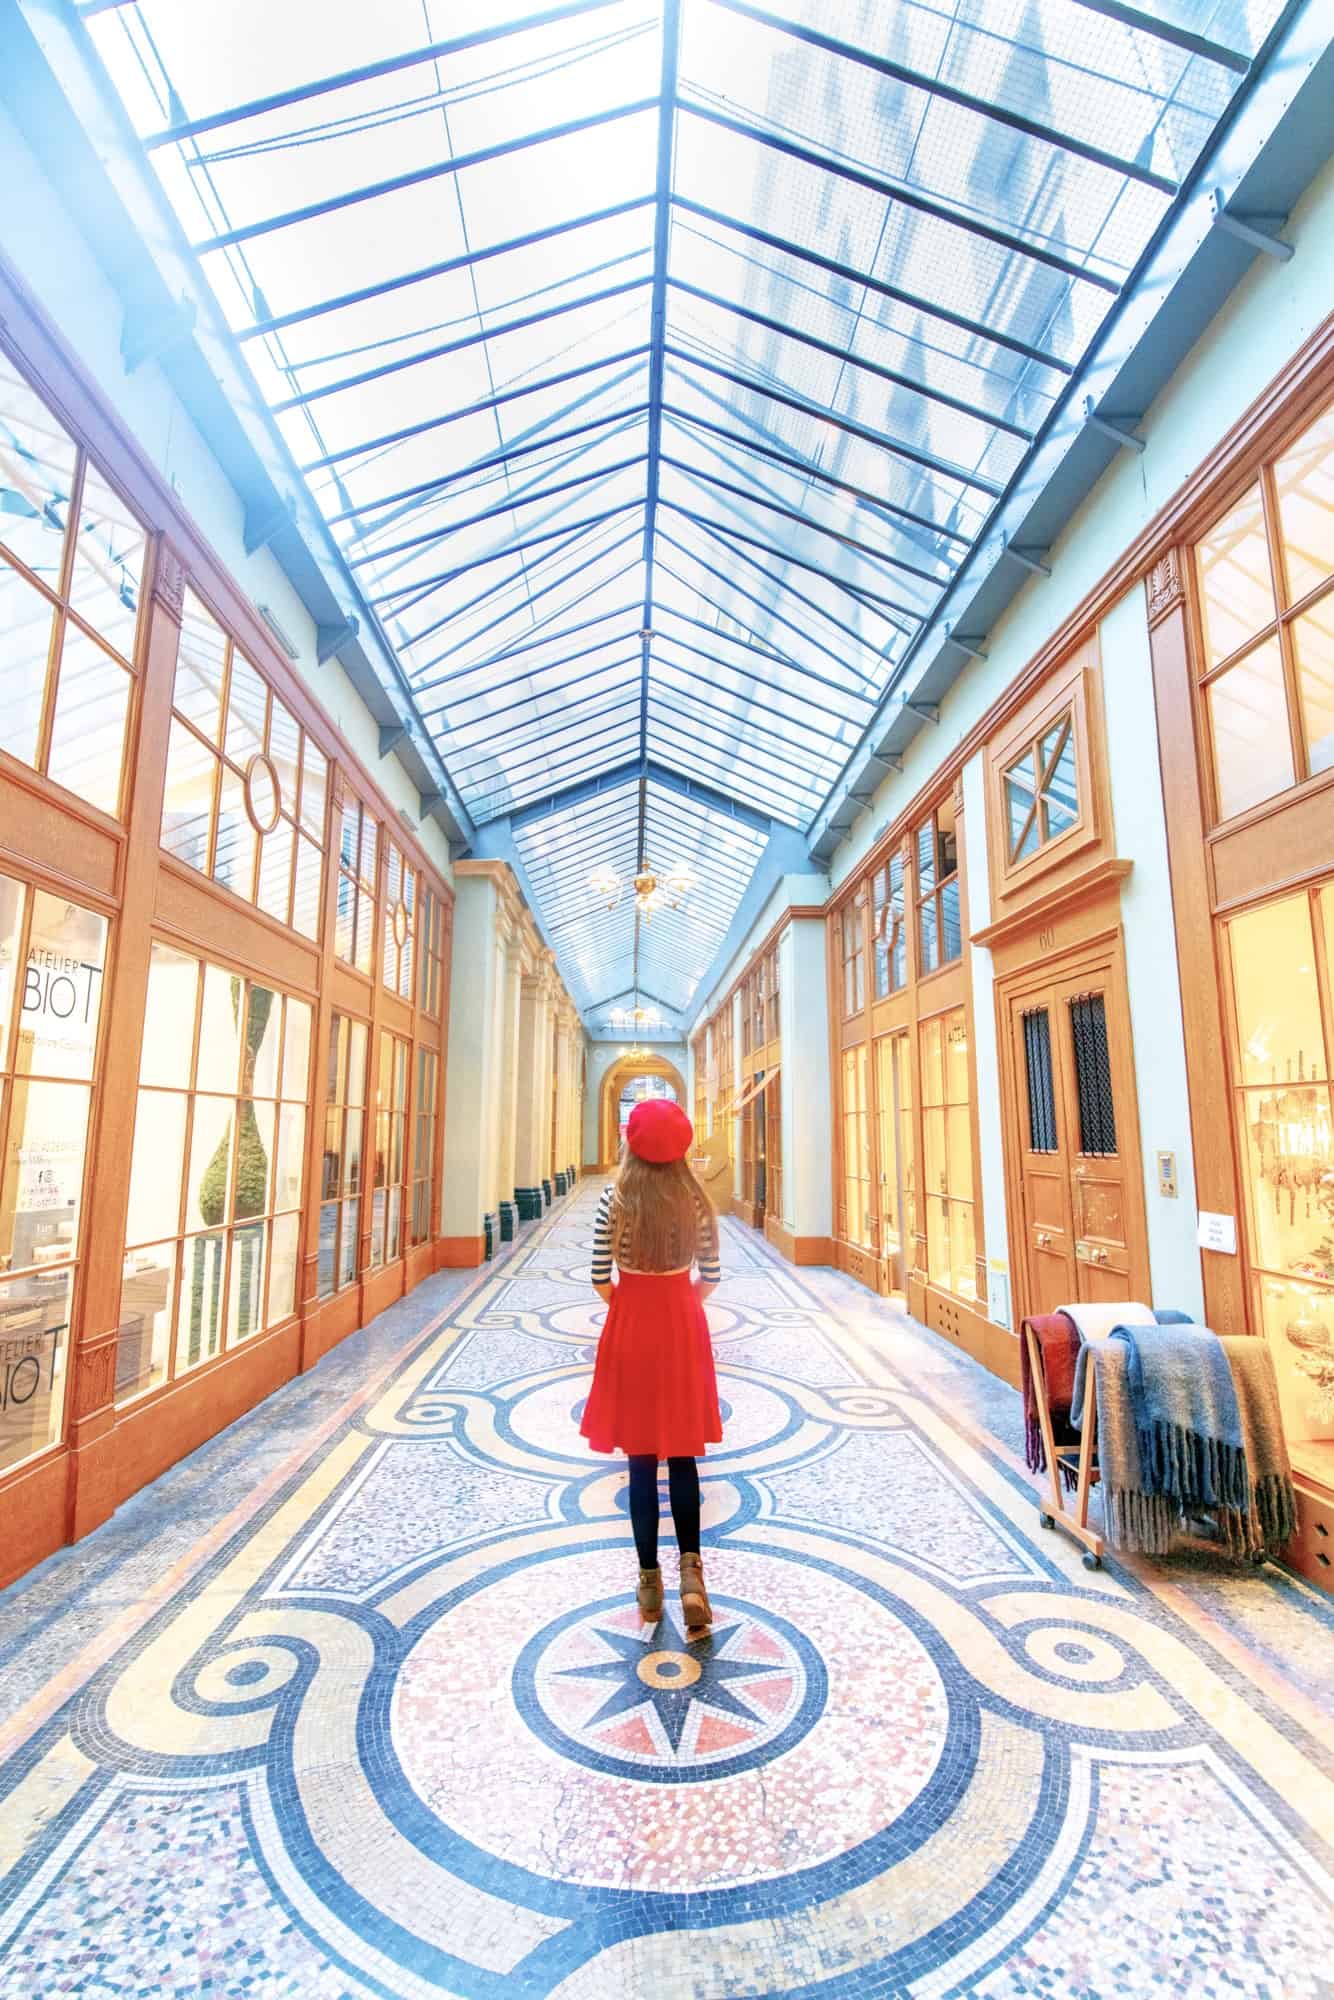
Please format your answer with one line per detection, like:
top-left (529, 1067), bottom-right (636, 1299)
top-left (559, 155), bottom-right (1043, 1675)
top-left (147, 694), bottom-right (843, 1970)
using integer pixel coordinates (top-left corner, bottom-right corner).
top-left (626, 1098), bottom-right (694, 1163)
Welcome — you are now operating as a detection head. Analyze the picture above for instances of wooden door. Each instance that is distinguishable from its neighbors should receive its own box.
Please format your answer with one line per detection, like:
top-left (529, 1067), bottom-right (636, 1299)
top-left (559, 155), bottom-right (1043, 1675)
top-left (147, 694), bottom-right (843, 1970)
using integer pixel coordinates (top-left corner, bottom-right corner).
top-left (1007, 958), bottom-right (1148, 1318)
top-left (1010, 993), bottom-right (1079, 1312)
top-left (753, 1076), bottom-right (767, 1222)
top-left (874, 1032), bottom-right (916, 1291)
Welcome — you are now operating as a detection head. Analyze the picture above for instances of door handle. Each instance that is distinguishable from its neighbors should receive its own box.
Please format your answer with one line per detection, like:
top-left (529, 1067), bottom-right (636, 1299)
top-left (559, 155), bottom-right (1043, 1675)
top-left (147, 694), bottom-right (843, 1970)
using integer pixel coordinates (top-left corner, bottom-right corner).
top-left (1036, 1231), bottom-right (1052, 1248)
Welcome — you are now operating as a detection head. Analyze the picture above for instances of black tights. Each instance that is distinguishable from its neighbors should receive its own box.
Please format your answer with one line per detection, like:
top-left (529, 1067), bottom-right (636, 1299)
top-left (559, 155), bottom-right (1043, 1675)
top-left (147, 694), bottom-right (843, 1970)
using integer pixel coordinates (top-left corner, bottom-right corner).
top-left (627, 1456), bottom-right (700, 1568)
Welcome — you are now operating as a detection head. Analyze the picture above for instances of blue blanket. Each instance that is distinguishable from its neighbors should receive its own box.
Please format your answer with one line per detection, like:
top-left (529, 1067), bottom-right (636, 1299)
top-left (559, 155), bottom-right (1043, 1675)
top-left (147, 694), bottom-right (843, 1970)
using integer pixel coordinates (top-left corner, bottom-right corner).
top-left (1110, 1321), bottom-right (1249, 1518)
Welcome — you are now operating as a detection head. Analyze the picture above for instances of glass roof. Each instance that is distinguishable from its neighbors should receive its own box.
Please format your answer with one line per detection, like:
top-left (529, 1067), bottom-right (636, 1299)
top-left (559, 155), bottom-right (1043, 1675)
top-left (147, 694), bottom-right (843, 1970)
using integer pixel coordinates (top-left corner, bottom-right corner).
top-left (86, 0), bottom-right (1285, 1017)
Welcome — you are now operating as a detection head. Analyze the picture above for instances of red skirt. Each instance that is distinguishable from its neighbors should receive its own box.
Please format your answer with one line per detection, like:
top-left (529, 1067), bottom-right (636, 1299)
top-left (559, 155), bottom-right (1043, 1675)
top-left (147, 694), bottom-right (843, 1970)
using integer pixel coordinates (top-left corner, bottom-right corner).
top-left (580, 1270), bottom-right (722, 1459)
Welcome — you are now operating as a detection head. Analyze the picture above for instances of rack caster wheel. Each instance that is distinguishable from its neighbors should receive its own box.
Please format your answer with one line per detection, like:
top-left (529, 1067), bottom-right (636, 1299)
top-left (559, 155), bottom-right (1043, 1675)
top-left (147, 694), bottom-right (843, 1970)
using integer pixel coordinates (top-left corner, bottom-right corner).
top-left (1039, 1513), bottom-right (1054, 1530)
top-left (1082, 1552), bottom-right (1102, 1571)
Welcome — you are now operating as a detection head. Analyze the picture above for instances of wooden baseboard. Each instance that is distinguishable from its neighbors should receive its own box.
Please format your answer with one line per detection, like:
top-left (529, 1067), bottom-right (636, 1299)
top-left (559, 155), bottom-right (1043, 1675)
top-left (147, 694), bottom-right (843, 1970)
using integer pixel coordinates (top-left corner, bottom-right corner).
top-left (1284, 1473), bottom-right (1334, 1595)
top-left (438, 1234), bottom-right (485, 1267)
top-left (764, 1217), bottom-right (834, 1266)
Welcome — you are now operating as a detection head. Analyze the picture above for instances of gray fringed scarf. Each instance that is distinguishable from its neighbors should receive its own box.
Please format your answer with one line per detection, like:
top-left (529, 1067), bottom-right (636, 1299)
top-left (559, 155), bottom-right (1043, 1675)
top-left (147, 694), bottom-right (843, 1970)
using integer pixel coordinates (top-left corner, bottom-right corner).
top-left (1111, 1321), bottom-right (1250, 1522)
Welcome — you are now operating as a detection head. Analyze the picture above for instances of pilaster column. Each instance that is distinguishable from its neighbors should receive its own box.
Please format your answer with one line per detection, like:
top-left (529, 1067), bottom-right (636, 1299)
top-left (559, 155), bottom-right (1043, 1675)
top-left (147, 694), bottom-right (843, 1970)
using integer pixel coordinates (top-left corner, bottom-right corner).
top-left (513, 969), bottom-right (551, 1220)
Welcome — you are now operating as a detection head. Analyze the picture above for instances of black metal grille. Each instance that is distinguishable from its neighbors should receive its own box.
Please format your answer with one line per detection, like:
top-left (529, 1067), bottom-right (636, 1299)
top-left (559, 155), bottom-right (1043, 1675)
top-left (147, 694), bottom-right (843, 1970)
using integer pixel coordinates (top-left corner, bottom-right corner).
top-left (1069, 993), bottom-right (1117, 1156)
top-left (1022, 1008), bottom-right (1058, 1153)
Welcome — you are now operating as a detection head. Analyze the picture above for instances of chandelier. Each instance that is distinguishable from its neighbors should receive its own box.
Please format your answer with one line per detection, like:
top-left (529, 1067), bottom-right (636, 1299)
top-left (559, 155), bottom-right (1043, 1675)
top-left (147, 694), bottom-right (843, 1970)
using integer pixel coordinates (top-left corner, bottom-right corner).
top-left (607, 1002), bottom-right (663, 1031)
top-left (589, 857), bottom-right (695, 921)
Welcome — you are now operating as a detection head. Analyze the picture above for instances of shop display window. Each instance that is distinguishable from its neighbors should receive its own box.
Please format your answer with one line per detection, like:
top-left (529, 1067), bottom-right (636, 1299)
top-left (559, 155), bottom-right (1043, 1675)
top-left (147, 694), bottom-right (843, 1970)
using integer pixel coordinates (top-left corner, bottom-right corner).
top-left (1224, 887), bottom-right (1334, 1483)
top-left (0, 873), bottom-right (107, 1474)
top-left (335, 795), bottom-right (379, 976)
top-left (161, 591), bottom-right (327, 938)
top-left (370, 1030), bottom-right (409, 1269)
top-left (318, 1012), bottom-right (369, 1300)
top-left (417, 884), bottom-right (446, 1016)
top-left (382, 842), bottom-right (417, 1000)
top-left (840, 1043), bottom-right (872, 1249)
top-left (1195, 398), bottom-right (1334, 820)
top-left (410, 1047), bottom-right (438, 1247)
top-left (117, 944), bottom-right (311, 1403)
top-left (0, 346), bottom-right (146, 818)
top-left (920, 1008), bottom-right (977, 1302)
top-left (875, 1031), bottom-right (916, 1268)
top-left (872, 851), bottom-right (907, 998)
top-left (915, 801), bottom-right (961, 975)
top-left (1002, 712), bottom-right (1080, 862)
top-left (765, 945), bottom-right (781, 1042)
top-left (840, 899), bottom-right (866, 1016)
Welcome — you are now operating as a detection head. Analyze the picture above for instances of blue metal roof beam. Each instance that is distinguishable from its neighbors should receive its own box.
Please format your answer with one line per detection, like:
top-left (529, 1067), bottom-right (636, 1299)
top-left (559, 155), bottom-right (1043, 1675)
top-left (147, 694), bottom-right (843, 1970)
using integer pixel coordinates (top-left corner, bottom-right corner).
top-left (672, 199), bottom-right (1075, 374)
top-left (348, 454), bottom-right (647, 569)
top-left (241, 198), bottom-right (654, 340)
top-left (271, 276), bottom-right (654, 412)
top-left (401, 519), bottom-right (638, 650)
top-left (502, 758), bottom-right (770, 833)
top-left (655, 538), bottom-right (879, 685)
top-left (1064, 0), bottom-right (1248, 70)
top-left (667, 279), bottom-right (1034, 442)
top-left (662, 404), bottom-right (972, 551)
top-left (143, 0), bottom-right (629, 146)
top-left (662, 501), bottom-right (920, 634)
top-left (709, 0), bottom-right (1179, 193)
top-left (639, 0), bottom-right (682, 780)
top-left (660, 453), bottom-right (946, 591)
top-left (428, 646), bottom-right (643, 728)
top-left (650, 638), bottom-right (860, 741)
top-left (408, 539), bottom-right (644, 666)
top-left (664, 346), bottom-right (1004, 498)
top-left (325, 405), bottom-right (649, 529)
top-left (651, 605), bottom-right (874, 710)
top-left (302, 346), bottom-right (651, 472)
top-left (371, 500), bottom-right (642, 610)
top-left (411, 601), bottom-right (641, 692)
top-left (447, 689), bottom-right (642, 778)
top-left (193, 98), bottom-right (659, 252)
top-left (679, 104), bottom-right (1124, 293)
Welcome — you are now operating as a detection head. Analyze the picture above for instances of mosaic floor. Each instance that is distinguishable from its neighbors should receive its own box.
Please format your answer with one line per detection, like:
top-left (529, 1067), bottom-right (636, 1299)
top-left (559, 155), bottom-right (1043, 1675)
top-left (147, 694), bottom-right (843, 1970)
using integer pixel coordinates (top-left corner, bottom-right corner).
top-left (3, 1186), bottom-right (1334, 1999)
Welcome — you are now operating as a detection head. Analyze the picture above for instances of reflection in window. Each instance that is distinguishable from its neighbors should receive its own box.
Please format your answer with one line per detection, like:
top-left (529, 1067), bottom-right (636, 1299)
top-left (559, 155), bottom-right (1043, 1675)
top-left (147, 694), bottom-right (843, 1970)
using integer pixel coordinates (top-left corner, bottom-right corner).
top-left (370, 1030), bottom-right (409, 1269)
top-left (417, 883), bottom-right (446, 1016)
top-left (873, 852), bottom-right (907, 998)
top-left (318, 1013), bottom-right (368, 1299)
top-left (1225, 889), bottom-right (1334, 1481)
top-left (840, 900), bottom-right (865, 1016)
top-left (1003, 713), bottom-right (1079, 862)
top-left (336, 794), bottom-right (379, 976)
top-left (117, 945), bottom-right (310, 1402)
top-left (0, 873), bottom-right (107, 1476)
top-left (920, 1009), bottom-right (977, 1303)
top-left (410, 1047), bottom-right (438, 1247)
top-left (916, 800), bottom-right (961, 975)
top-left (382, 843), bottom-right (417, 1000)
top-left (0, 345), bottom-right (145, 817)
top-left (1196, 398), bottom-right (1334, 820)
top-left (841, 1044), bottom-right (872, 1249)
top-left (161, 590), bottom-right (326, 939)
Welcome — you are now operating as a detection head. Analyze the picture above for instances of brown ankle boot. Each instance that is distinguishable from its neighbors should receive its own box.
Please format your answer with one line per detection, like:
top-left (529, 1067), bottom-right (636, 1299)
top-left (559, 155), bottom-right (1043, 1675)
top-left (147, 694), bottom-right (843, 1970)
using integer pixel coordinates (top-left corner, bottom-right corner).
top-left (637, 1566), bottom-right (663, 1623)
top-left (679, 1553), bottom-right (712, 1634)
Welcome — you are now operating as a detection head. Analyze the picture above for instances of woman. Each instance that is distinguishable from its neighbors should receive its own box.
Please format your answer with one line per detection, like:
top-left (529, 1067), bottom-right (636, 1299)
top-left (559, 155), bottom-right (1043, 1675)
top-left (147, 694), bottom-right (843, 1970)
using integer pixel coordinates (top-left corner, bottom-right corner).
top-left (580, 1098), bottom-right (722, 1634)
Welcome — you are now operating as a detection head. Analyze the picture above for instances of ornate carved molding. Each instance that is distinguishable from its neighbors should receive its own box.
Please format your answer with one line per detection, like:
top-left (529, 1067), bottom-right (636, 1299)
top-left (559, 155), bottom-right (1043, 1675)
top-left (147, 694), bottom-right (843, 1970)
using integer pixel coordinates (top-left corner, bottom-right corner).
top-left (1146, 547), bottom-right (1186, 628)
top-left (72, 1336), bottom-right (119, 1421)
top-left (151, 537), bottom-right (186, 621)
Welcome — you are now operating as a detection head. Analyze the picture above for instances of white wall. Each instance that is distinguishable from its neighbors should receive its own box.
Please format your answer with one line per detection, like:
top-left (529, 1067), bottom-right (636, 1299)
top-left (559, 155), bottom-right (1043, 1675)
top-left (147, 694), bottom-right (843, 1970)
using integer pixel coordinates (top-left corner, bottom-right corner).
top-left (0, 103), bottom-right (454, 883)
top-left (1098, 587), bottom-right (1206, 1321)
top-left (960, 754), bottom-right (1012, 1329)
top-left (441, 876), bottom-right (501, 1236)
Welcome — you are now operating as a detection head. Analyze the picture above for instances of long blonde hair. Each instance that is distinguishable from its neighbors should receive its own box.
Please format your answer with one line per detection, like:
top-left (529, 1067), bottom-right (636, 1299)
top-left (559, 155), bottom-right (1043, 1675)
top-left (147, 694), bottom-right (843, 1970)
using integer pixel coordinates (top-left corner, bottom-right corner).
top-left (609, 1147), bottom-right (719, 1271)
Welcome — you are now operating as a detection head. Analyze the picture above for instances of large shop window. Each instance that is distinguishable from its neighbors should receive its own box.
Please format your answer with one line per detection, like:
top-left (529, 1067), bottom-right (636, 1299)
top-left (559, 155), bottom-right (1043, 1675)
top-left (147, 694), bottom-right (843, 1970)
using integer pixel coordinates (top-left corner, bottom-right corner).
top-left (841, 1044), bottom-right (872, 1249)
top-left (1224, 889), bottom-right (1334, 1481)
top-left (841, 901), bottom-right (866, 1017)
top-left (118, 947), bottom-right (311, 1403)
top-left (916, 802), bottom-right (961, 975)
top-left (0, 876), bottom-right (107, 1474)
top-left (873, 852), bottom-right (907, 998)
top-left (418, 884), bottom-right (446, 1016)
top-left (920, 1008), bottom-right (977, 1302)
top-left (382, 844), bottom-right (417, 1001)
top-left (410, 1047), bottom-right (438, 1247)
top-left (875, 1031), bottom-right (916, 1264)
top-left (336, 795), bottom-right (379, 976)
top-left (319, 1013), bottom-right (368, 1298)
top-left (1196, 401), bottom-right (1334, 821)
top-left (162, 592), bottom-right (327, 937)
top-left (370, 1030), bottom-right (409, 1269)
top-left (1, 348), bottom-right (146, 817)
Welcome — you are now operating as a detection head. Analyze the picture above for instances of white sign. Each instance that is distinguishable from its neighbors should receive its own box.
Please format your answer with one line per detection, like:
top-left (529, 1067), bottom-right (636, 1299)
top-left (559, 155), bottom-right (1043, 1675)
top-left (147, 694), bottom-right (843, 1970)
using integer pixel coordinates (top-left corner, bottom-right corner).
top-left (1196, 1211), bottom-right (1237, 1255)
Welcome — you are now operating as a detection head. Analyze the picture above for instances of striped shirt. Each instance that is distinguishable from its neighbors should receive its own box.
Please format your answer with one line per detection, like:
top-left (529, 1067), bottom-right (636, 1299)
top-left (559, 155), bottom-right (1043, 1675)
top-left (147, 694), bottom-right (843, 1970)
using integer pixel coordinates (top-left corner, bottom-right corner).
top-left (591, 1184), bottom-right (722, 1286)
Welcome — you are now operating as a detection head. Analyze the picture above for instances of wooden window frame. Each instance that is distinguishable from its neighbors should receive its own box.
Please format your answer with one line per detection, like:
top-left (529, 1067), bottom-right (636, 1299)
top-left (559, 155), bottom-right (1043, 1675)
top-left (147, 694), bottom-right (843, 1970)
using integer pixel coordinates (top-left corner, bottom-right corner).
top-left (381, 840), bottom-right (418, 1001)
top-left (0, 339), bottom-right (149, 823)
top-left (840, 895), bottom-right (867, 1017)
top-left (914, 799), bottom-right (962, 979)
top-left (872, 847), bottom-right (909, 999)
top-left (1191, 405), bottom-right (1334, 831)
top-left (335, 791), bottom-right (379, 979)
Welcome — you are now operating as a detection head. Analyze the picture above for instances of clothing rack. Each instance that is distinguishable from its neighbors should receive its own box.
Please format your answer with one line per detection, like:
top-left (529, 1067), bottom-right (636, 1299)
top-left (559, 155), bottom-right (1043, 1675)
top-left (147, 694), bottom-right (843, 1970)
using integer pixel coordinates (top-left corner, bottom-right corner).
top-left (1024, 1315), bottom-right (1104, 1571)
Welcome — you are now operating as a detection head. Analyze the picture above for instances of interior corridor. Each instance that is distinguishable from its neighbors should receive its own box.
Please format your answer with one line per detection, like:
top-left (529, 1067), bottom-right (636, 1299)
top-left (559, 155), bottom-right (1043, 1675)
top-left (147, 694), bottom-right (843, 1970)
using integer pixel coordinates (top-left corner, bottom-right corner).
top-left (2, 1181), bottom-right (1331, 1999)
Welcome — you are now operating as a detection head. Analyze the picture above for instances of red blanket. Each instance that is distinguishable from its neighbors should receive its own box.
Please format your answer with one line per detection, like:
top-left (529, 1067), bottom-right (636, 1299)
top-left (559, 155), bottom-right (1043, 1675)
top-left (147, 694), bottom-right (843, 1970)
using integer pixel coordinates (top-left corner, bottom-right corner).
top-left (1021, 1311), bottom-right (1081, 1484)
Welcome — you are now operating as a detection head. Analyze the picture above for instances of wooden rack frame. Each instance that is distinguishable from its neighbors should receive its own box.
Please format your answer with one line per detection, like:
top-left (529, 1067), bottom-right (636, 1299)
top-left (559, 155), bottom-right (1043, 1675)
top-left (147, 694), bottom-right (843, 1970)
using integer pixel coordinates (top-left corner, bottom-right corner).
top-left (1024, 1317), bottom-right (1105, 1571)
